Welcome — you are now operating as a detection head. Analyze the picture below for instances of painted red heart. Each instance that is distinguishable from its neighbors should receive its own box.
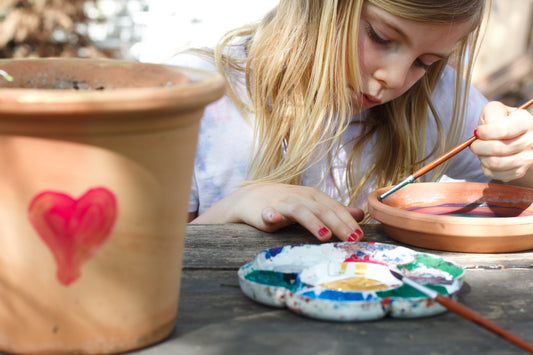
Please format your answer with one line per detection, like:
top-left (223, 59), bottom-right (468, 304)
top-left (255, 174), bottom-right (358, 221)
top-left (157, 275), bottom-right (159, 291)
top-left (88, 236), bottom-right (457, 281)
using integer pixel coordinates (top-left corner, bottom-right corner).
top-left (28, 187), bottom-right (117, 286)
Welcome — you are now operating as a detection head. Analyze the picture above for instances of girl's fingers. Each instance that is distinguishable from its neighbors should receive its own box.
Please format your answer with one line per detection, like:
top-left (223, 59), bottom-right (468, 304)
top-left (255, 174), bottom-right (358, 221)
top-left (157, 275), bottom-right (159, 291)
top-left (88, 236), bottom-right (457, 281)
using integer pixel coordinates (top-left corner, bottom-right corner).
top-left (476, 103), bottom-right (533, 140)
top-left (472, 101), bottom-right (533, 182)
top-left (309, 204), bottom-right (363, 242)
top-left (261, 207), bottom-right (286, 225)
top-left (478, 152), bottom-right (533, 182)
top-left (310, 191), bottom-right (365, 241)
top-left (236, 184), bottom-right (365, 242)
top-left (471, 135), bottom-right (526, 157)
top-left (270, 202), bottom-right (334, 241)
top-left (347, 206), bottom-right (365, 222)
top-left (478, 101), bottom-right (513, 125)
top-left (270, 197), bottom-right (364, 242)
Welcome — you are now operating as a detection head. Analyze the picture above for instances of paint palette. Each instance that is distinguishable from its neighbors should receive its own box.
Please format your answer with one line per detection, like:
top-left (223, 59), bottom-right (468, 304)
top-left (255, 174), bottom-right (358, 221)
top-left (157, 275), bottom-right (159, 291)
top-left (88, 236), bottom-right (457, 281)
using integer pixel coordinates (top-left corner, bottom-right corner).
top-left (238, 242), bottom-right (464, 321)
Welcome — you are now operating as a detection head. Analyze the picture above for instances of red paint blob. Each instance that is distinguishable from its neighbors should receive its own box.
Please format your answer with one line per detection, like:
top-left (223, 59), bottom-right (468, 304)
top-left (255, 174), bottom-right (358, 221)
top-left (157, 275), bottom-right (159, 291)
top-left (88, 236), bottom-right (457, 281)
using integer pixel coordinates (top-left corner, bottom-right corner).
top-left (343, 254), bottom-right (388, 266)
top-left (28, 187), bottom-right (117, 286)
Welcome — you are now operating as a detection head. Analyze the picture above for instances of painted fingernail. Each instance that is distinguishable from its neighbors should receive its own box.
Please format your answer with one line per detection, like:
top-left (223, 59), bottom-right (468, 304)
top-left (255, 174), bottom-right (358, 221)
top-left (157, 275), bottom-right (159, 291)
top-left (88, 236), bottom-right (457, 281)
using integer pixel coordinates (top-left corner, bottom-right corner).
top-left (318, 227), bottom-right (329, 237)
top-left (348, 233), bottom-right (358, 242)
top-left (474, 128), bottom-right (478, 137)
top-left (355, 229), bottom-right (362, 236)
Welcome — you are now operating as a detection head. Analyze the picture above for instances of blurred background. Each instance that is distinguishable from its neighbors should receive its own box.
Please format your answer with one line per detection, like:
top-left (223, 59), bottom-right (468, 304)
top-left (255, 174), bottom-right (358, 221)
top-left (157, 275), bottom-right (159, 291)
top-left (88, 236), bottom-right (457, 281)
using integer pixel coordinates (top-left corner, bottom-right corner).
top-left (0, 0), bottom-right (531, 111)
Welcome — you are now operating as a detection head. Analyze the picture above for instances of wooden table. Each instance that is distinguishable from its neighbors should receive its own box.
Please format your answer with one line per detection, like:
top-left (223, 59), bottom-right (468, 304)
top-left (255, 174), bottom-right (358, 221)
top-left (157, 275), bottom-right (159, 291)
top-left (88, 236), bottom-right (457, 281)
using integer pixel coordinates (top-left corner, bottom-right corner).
top-left (132, 224), bottom-right (533, 354)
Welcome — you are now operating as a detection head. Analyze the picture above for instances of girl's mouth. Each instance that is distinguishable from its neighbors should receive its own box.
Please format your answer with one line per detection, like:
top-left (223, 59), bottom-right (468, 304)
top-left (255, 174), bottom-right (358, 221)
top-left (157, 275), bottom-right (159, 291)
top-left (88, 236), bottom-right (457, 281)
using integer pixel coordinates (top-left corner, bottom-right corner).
top-left (360, 93), bottom-right (381, 108)
top-left (349, 86), bottom-right (382, 109)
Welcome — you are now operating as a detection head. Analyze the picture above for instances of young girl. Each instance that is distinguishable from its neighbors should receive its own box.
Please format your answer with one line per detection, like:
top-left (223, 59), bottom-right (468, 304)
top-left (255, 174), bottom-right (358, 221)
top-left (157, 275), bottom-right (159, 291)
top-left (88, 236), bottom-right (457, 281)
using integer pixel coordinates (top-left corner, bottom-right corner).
top-left (169, 0), bottom-right (533, 242)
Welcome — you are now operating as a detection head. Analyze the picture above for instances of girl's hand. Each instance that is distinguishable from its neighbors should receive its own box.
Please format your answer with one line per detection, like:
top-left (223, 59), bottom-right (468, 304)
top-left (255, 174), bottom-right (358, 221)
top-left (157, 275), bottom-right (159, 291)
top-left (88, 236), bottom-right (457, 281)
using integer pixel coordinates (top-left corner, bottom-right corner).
top-left (470, 101), bottom-right (533, 185)
top-left (190, 183), bottom-right (365, 242)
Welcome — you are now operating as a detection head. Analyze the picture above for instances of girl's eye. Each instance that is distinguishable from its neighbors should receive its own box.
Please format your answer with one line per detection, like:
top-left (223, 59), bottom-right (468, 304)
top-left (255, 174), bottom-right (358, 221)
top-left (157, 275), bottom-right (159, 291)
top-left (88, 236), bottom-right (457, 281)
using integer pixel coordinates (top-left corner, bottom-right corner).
top-left (414, 58), bottom-right (431, 71)
top-left (366, 24), bottom-right (390, 45)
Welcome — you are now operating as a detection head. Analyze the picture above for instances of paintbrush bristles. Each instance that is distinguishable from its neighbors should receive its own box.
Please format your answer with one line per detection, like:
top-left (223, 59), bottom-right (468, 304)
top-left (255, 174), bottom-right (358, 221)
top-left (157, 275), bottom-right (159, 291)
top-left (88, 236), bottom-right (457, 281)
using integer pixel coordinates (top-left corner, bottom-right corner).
top-left (378, 175), bottom-right (414, 201)
top-left (389, 268), bottom-right (438, 298)
top-left (388, 268), bottom-right (404, 281)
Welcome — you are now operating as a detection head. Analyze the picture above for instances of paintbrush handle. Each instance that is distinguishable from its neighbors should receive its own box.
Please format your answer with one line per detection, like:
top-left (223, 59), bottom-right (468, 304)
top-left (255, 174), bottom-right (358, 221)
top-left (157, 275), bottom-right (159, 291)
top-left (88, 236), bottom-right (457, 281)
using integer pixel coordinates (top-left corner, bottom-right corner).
top-left (412, 136), bottom-right (477, 178)
top-left (434, 294), bottom-right (533, 353)
top-left (393, 270), bottom-right (533, 352)
top-left (519, 98), bottom-right (533, 111)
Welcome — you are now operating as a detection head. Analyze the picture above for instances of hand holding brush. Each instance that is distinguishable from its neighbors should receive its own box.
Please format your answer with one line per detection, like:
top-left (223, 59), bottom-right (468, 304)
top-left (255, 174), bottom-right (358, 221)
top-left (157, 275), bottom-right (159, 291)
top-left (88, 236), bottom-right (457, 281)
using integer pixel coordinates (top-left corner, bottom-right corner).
top-left (379, 98), bottom-right (533, 201)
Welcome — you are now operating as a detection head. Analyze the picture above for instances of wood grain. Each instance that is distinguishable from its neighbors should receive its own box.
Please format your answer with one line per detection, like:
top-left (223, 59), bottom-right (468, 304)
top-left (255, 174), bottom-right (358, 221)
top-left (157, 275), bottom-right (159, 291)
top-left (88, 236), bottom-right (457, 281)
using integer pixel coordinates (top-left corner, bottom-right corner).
top-left (184, 223), bottom-right (533, 269)
top-left (127, 223), bottom-right (533, 354)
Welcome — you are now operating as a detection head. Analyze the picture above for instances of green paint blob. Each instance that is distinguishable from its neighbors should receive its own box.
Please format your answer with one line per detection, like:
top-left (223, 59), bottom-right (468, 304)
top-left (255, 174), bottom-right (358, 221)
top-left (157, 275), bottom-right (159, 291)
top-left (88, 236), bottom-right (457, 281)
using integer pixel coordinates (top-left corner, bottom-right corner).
top-left (377, 284), bottom-right (448, 298)
top-left (400, 253), bottom-right (463, 278)
top-left (444, 214), bottom-right (491, 217)
top-left (245, 270), bottom-right (300, 292)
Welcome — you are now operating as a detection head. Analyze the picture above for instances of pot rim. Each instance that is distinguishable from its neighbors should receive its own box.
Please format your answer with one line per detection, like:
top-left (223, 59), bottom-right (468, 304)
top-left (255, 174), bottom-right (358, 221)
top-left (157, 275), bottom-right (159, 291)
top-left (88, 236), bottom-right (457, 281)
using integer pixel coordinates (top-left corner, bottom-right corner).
top-left (368, 182), bottom-right (533, 229)
top-left (0, 58), bottom-right (226, 115)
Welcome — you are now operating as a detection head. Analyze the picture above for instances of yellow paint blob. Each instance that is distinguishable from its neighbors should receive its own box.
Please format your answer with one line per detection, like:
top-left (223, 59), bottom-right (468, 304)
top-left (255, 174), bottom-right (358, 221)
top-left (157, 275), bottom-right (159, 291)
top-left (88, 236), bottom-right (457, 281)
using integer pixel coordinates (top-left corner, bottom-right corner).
top-left (354, 262), bottom-right (367, 275)
top-left (339, 262), bottom-right (368, 275)
top-left (320, 276), bottom-right (389, 291)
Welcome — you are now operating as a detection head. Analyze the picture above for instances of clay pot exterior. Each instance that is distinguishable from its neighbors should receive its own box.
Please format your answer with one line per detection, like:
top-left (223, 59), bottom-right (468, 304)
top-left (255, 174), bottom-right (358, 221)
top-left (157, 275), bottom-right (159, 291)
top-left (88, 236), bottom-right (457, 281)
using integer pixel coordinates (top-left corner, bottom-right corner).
top-left (368, 182), bottom-right (533, 253)
top-left (0, 58), bottom-right (224, 354)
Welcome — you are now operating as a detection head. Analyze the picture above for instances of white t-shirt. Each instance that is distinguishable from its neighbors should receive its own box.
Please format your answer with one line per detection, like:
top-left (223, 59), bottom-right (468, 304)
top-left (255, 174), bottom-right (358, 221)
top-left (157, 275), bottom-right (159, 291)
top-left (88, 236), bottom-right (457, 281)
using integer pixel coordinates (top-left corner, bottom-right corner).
top-left (167, 51), bottom-right (489, 215)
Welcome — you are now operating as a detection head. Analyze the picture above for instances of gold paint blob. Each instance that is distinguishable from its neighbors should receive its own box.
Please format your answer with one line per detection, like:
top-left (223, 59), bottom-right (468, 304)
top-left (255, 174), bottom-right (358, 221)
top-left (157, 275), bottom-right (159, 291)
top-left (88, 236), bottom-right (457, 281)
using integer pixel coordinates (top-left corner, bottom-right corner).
top-left (340, 261), bottom-right (368, 275)
top-left (320, 276), bottom-right (389, 291)
top-left (354, 262), bottom-right (367, 275)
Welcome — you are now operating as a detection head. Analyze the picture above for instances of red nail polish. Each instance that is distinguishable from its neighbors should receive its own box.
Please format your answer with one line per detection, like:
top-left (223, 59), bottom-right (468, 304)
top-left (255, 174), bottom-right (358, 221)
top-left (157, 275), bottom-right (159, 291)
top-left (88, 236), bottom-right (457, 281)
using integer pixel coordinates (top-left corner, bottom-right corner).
top-left (474, 128), bottom-right (478, 137)
top-left (355, 229), bottom-right (362, 236)
top-left (318, 227), bottom-right (329, 237)
top-left (348, 234), bottom-right (358, 242)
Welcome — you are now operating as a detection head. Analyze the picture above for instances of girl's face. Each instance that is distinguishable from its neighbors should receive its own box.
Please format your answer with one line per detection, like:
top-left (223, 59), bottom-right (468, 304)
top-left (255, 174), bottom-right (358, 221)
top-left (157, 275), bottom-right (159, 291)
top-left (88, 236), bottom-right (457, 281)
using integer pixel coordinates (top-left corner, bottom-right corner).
top-left (353, 3), bottom-right (474, 111)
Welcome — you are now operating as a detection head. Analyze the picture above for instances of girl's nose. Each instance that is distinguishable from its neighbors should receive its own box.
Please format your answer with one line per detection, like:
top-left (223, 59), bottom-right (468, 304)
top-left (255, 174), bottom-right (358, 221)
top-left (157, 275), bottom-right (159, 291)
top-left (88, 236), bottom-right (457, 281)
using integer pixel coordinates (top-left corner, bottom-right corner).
top-left (373, 60), bottom-right (410, 90)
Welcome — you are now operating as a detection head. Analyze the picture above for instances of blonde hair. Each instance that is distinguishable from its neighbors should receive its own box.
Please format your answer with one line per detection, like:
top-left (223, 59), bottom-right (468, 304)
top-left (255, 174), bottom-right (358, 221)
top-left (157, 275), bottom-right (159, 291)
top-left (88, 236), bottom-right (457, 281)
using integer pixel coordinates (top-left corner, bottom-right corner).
top-left (205, 0), bottom-right (487, 214)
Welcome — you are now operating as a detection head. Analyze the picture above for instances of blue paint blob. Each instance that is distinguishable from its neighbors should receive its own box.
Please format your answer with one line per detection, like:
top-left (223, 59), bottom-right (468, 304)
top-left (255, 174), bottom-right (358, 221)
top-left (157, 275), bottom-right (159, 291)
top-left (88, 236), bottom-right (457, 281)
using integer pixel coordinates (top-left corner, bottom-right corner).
top-left (265, 246), bottom-right (284, 258)
top-left (301, 290), bottom-right (379, 301)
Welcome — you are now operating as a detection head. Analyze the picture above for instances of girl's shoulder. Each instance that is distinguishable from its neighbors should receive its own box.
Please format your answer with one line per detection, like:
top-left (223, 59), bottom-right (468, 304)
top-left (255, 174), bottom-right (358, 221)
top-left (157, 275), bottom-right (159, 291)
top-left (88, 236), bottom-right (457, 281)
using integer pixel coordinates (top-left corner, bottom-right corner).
top-left (434, 65), bottom-right (487, 109)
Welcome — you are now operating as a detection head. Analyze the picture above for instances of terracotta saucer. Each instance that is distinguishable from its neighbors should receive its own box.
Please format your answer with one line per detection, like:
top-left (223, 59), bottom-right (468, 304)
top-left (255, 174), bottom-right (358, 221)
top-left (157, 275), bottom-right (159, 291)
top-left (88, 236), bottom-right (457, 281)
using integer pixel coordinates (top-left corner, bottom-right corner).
top-left (367, 182), bottom-right (533, 253)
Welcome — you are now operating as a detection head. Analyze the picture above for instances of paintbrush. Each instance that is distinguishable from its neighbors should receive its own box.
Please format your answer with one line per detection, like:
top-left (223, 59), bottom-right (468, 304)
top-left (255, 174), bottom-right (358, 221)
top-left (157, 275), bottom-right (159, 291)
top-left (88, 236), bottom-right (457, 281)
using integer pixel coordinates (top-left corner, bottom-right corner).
top-left (389, 268), bottom-right (533, 353)
top-left (0, 69), bottom-right (13, 82)
top-left (379, 98), bottom-right (533, 201)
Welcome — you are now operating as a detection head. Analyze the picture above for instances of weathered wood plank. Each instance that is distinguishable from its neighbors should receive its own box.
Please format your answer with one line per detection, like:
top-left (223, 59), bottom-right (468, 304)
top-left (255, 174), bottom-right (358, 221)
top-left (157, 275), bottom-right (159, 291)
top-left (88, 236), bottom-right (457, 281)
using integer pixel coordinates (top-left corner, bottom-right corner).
top-left (184, 224), bottom-right (533, 269)
top-left (132, 268), bottom-right (533, 355)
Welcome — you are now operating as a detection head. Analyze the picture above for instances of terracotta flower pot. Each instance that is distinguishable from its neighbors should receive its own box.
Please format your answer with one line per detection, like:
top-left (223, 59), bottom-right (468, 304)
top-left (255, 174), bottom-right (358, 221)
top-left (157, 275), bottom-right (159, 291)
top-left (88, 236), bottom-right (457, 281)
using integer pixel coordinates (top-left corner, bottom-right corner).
top-left (0, 58), bottom-right (224, 354)
top-left (368, 182), bottom-right (533, 253)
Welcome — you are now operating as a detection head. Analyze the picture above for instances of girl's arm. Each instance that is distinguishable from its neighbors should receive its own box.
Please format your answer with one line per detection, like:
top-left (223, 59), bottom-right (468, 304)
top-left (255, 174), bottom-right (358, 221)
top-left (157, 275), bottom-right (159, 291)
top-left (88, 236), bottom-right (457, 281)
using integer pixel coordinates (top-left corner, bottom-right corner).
top-left (189, 182), bottom-right (365, 242)
top-left (470, 101), bottom-right (533, 187)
